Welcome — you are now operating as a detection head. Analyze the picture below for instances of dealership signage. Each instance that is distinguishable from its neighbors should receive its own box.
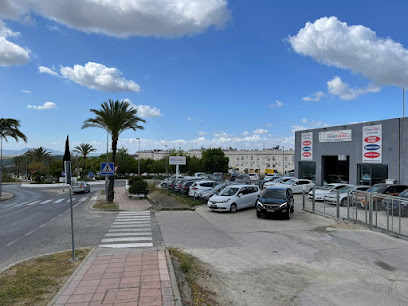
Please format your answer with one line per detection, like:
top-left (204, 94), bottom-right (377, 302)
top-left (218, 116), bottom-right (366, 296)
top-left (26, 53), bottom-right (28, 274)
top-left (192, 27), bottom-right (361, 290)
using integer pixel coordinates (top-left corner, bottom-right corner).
top-left (301, 132), bottom-right (313, 161)
top-left (169, 156), bottom-right (186, 165)
top-left (319, 130), bottom-right (352, 142)
top-left (362, 124), bottom-right (382, 163)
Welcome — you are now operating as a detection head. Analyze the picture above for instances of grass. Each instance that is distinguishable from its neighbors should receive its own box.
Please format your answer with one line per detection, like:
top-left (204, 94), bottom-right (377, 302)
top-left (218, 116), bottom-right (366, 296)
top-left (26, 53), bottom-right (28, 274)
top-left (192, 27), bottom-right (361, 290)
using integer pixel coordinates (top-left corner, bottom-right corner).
top-left (155, 188), bottom-right (203, 207)
top-left (0, 249), bottom-right (90, 306)
top-left (92, 200), bottom-right (119, 210)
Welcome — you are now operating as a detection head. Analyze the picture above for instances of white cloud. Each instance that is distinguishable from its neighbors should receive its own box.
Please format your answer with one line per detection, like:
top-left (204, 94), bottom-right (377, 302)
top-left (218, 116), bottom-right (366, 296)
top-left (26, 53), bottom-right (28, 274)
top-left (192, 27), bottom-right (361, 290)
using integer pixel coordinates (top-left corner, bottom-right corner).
top-left (198, 131), bottom-right (208, 136)
top-left (27, 101), bottom-right (57, 110)
top-left (122, 99), bottom-right (163, 118)
top-left (187, 117), bottom-right (192, 121)
top-left (327, 76), bottom-right (380, 100)
top-left (253, 128), bottom-right (269, 135)
top-left (58, 62), bottom-right (140, 92)
top-left (302, 91), bottom-right (325, 102)
top-left (242, 131), bottom-right (250, 136)
top-left (21, 89), bottom-right (30, 94)
top-left (0, 20), bottom-right (30, 66)
top-left (265, 123), bottom-right (273, 127)
top-left (292, 118), bottom-right (328, 133)
top-left (38, 65), bottom-right (59, 76)
top-left (269, 100), bottom-right (284, 108)
top-left (288, 16), bottom-right (408, 87)
top-left (0, 0), bottom-right (230, 38)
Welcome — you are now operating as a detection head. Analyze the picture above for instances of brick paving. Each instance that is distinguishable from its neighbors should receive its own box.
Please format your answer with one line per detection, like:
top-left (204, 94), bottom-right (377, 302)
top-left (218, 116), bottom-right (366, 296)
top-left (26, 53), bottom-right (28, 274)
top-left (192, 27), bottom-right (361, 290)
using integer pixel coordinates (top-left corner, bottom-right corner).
top-left (114, 186), bottom-right (152, 211)
top-left (53, 249), bottom-right (175, 306)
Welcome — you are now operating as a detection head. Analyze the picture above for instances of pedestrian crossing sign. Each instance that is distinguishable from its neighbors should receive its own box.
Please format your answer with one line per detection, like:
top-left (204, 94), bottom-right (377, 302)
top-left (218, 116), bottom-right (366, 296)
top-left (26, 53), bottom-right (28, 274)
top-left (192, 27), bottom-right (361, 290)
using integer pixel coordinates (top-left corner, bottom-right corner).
top-left (101, 162), bottom-right (115, 175)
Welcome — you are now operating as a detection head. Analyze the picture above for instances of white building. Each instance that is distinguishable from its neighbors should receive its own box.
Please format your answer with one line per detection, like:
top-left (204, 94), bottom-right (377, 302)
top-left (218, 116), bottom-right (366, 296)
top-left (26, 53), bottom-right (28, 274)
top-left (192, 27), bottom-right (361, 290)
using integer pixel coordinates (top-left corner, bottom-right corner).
top-left (134, 148), bottom-right (294, 175)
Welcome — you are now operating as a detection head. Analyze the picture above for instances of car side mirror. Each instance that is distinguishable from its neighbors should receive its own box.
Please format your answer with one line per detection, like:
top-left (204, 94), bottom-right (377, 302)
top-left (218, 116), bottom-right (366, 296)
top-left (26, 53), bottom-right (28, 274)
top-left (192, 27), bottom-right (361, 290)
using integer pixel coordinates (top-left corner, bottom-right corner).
top-left (238, 193), bottom-right (243, 197)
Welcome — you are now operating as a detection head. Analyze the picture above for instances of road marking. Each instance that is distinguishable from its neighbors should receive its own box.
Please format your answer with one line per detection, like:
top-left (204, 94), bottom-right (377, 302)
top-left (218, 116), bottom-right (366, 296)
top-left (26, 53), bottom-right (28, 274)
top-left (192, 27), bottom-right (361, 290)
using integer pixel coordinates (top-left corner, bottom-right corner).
top-left (119, 212), bottom-right (150, 215)
top-left (111, 224), bottom-right (151, 228)
top-left (14, 202), bottom-right (29, 207)
top-left (91, 196), bottom-right (98, 201)
top-left (27, 200), bottom-right (41, 206)
top-left (25, 229), bottom-right (36, 236)
top-left (116, 216), bottom-right (151, 220)
top-left (39, 224), bottom-right (46, 228)
top-left (113, 222), bottom-right (151, 225)
top-left (40, 200), bottom-right (52, 205)
top-left (6, 240), bottom-right (17, 247)
top-left (105, 232), bottom-right (151, 236)
top-left (54, 199), bottom-right (65, 203)
top-left (108, 228), bottom-right (152, 232)
top-left (79, 197), bottom-right (87, 202)
top-left (99, 243), bottom-right (153, 248)
top-left (101, 237), bottom-right (152, 243)
top-left (59, 213), bottom-right (64, 217)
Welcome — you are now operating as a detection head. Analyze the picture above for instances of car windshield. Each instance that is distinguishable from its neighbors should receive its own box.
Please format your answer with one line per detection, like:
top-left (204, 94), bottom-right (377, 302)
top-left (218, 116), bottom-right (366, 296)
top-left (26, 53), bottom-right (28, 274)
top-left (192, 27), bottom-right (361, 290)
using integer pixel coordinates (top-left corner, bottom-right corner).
top-left (339, 185), bottom-right (354, 192)
top-left (284, 179), bottom-right (296, 185)
top-left (320, 185), bottom-right (335, 190)
top-left (367, 186), bottom-right (386, 193)
top-left (237, 175), bottom-right (247, 179)
top-left (399, 189), bottom-right (408, 197)
top-left (262, 189), bottom-right (286, 199)
top-left (219, 187), bottom-right (239, 196)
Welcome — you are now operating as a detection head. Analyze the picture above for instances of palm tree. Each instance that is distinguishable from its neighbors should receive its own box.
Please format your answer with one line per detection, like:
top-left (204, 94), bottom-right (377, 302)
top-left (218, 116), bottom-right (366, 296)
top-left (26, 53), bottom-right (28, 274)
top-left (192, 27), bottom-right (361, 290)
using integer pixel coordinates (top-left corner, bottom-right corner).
top-left (0, 118), bottom-right (27, 197)
top-left (26, 147), bottom-right (51, 163)
top-left (74, 143), bottom-right (97, 169)
top-left (82, 99), bottom-right (145, 202)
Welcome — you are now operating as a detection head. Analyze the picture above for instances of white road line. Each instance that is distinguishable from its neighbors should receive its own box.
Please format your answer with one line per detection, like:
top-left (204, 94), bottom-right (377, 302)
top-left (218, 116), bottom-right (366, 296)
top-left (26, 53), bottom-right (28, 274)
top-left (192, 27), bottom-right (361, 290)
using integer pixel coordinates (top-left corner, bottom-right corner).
top-left (99, 243), bottom-right (153, 248)
top-left (39, 200), bottom-right (52, 205)
top-left (101, 237), bottom-right (152, 243)
top-left (113, 221), bottom-right (151, 225)
top-left (108, 228), bottom-right (152, 232)
top-left (116, 216), bottom-right (151, 220)
top-left (39, 224), bottom-right (46, 228)
top-left (54, 199), bottom-right (65, 203)
top-left (105, 232), bottom-right (152, 236)
top-left (6, 240), bottom-right (17, 247)
top-left (27, 200), bottom-right (41, 206)
top-left (91, 196), bottom-right (98, 201)
top-left (79, 197), bottom-right (87, 202)
top-left (14, 202), bottom-right (29, 207)
top-left (25, 229), bottom-right (36, 236)
top-left (111, 225), bottom-right (151, 228)
top-left (58, 213), bottom-right (64, 217)
top-left (119, 212), bottom-right (150, 215)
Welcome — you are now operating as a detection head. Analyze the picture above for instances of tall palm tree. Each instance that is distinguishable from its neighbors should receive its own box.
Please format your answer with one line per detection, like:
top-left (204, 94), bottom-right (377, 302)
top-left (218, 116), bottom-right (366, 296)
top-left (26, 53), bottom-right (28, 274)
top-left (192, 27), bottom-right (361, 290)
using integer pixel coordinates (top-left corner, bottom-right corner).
top-left (74, 143), bottom-right (96, 169)
top-left (26, 147), bottom-right (51, 163)
top-left (82, 99), bottom-right (145, 202)
top-left (0, 118), bottom-right (28, 196)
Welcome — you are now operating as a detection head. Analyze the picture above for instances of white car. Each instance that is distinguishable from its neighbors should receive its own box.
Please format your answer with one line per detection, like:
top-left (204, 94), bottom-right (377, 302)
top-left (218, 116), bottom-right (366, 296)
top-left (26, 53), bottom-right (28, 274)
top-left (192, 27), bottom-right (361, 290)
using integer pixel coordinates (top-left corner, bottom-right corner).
top-left (274, 178), bottom-right (315, 194)
top-left (208, 185), bottom-right (261, 213)
top-left (263, 177), bottom-right (292, 189)
top-left (189, 180), bottom-right (218, 197)
top-left (249, 173), bottom-right (260, 181)
top-left (308, 183), bottom-right (348, 201)
top-left (324, 185), bottom-right (370, 206)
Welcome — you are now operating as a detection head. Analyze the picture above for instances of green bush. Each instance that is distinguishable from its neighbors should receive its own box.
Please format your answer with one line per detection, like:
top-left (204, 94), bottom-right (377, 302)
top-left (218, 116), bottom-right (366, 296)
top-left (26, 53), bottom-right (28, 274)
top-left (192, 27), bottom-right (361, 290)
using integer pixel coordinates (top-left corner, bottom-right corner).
top-left (129, 179), bottom-right (148, 195)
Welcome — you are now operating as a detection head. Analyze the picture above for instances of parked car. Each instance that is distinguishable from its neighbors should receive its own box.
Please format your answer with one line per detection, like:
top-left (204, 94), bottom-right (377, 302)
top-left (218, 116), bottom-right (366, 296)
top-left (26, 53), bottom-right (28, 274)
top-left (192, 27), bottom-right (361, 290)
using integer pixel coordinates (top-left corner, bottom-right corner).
top-left (189, 180), bottom-right (218, 197)
top-left (208, 185), bottom-right (261, 213)
top-left (265, 173), bottom-right (281, 177)
top-left (248, 173), bottom-right (260, 182)
top-left (275, 178), bottom-right (315, 194)
top-left (325, 185), bottom-right (370, 206)
top-left (256, 187), bottom-right (294, 219)
top-left (356, 184), bottom-right (408, 210)
top-left (194, 172), bottom-right (206, 177)
top-left (234, 174), bottom-right (251, 185)
top-left (229, 173), bottom-right (239, 181)
top-left (199, 183), bottom-right (228, 203)
top-left (213, 172), bottom-right (225, 181)
top-left (382, 189), bottom-right (408, 216)
top-left (308, 183), bottom-right (348, 201)
top-left (72, 181), bottom-right (90, 194)
top-left (261, 176), bottom-right (281, 188)
top-left (285, 172), bottom-right (295, 177)
top-left (262, 177), bottom-right (292, 189)
top-left (180, 180), bottom-right (199, 195)
top-left (325, 174), bottom-right (349, 184)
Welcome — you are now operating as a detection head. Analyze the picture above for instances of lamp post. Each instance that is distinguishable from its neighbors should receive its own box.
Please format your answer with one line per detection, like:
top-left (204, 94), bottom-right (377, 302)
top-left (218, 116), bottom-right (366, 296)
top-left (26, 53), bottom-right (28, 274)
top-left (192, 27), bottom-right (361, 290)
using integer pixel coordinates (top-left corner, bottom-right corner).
top-left (136, 137), bottom-right (141, 176)
top-left (282, 146), bottom-right (285, 176)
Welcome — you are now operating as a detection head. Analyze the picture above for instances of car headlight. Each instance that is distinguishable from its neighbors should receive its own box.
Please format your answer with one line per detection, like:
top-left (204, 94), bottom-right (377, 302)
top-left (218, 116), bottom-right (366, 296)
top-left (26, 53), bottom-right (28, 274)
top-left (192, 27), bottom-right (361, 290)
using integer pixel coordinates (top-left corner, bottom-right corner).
top-left (279, 202), bottom-right (287, 208)
top-left (257, 201), bottom-right (264, 208)
top-left (218, 198), bottom-right (230, 203)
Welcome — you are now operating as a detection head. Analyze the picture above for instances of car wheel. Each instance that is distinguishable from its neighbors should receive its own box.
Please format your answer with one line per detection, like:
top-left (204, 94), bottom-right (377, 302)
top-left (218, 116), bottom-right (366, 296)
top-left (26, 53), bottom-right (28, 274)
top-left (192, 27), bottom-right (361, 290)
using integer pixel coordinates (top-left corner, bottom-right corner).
top-left (256, 211), bottom-right (262, 218)
top-left (230, 203), bottom-right (237, 213)
top-left (290, 205), bottom-right (294, 213)
top-left (286, 207), bottom-right (291, 219)
top-left (341, 198), bottom-right (347, 206)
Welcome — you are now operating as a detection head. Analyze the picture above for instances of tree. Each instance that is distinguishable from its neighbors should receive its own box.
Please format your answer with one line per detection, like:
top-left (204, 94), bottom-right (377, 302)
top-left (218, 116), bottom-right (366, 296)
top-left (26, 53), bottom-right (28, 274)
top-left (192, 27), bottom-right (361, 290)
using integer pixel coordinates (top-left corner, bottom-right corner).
top-left (26, 147), bottom-right (51, 163)
top-left (74, 143), bottom-right (96, 169)
top-left (0, 118), bottom-right (27, 196)
top-left (82, 99), bottom-right (146, 202)
top-left (201, 148), bottom-right (229, 173)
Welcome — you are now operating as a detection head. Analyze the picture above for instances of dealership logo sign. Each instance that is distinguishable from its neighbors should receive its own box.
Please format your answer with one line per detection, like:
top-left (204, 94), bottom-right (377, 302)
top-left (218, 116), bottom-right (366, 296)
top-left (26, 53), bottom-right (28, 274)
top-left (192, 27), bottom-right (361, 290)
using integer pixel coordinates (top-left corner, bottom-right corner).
top-left (302, 141), bottom-right (311, 146)
top-left (364, 136), bottom-right (380, 143)
top-left (364, 152), bottom-right (380, 158)
top-left (301, 132), bottom-right (313, 161)
top-left (319, 129), bottom-right (352, 142)
top-left (364, 144), bottom-right (380, 151)
top-left (302, 152), bottom-right (311, 157)
top-left (362, 124), bottom-right (382, 163)
top-left (302, 146), bottom-right (311, 152)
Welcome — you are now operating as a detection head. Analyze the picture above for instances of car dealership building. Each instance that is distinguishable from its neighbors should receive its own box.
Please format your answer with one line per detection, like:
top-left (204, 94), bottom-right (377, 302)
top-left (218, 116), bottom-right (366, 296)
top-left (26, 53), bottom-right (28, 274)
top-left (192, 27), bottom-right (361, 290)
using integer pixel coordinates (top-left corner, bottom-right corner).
top-left (294, 117), bottom-right (408, 186)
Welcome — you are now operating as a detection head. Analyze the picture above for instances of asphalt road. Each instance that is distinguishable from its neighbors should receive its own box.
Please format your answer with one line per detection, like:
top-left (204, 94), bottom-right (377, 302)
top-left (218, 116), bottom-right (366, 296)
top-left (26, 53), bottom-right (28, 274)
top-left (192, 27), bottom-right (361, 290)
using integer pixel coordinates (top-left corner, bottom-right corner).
top-left (157, 195), bottom-right (408, 305)
top-left (0, 182), bottom-right (125, 271)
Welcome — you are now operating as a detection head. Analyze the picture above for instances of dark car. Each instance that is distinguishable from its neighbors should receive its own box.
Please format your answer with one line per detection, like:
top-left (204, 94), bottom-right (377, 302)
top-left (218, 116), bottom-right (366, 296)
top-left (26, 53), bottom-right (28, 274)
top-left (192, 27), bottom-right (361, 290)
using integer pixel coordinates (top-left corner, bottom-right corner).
top-left (229, 173), bottom-right (239, 181)
top-left (181, 180), bottom-right (197, 195)
top-left (358, 184), bottom-right (408, 210)
top-left (381, 189), bottom-right (408, 216)
top-left (199, 183), bottom-right (227, 202)
top-left (256, 187), bottom-right (294, 219)
top-left (167, 179), bottom-right (179, 191)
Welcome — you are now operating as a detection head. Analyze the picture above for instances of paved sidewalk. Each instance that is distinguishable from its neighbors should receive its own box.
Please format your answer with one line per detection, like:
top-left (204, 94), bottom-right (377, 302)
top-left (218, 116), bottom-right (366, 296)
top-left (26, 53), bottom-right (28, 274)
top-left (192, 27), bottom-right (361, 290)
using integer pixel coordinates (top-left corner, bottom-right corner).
top-left (52, 248), bottom-right (176, 306)
top-left (114, 187), bottom-right (152, 211)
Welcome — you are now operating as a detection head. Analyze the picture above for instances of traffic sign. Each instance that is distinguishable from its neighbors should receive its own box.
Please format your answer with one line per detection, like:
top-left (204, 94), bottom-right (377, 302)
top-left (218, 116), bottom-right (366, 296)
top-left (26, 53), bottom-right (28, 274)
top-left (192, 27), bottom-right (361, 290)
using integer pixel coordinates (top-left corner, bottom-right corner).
top-left (88, 171), bottom-right (94, 177)
top-left (61, 171), bottom-right (65, 177)
top-left (100, 162), bottom-right (115, 175)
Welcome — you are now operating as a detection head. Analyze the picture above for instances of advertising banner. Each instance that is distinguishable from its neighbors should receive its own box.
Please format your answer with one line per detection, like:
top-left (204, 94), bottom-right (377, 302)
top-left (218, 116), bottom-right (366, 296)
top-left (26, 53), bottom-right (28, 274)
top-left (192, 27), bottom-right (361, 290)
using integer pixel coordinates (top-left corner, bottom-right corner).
top-left (301, 132), bottom-right (313, 161)
top-left (169, 156), bottom-right (186, 165)
top-left (362, 124), bottom-right (382, 163)
top-left (319, 130), bottom-right (352, 142)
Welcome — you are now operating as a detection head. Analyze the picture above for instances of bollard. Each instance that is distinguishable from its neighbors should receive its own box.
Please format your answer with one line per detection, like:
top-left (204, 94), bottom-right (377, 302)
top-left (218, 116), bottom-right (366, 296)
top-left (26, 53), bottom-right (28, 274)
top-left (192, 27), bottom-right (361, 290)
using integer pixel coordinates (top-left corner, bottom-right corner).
top-left (302, 186), bottom-right (305, 210)
top-left (312, 186), bottom-right (315, 212)
top-left (369, 193), bottom-right (373, 227)
top-left (399, 200), bottom-right (402, 235)
top-left (347, 191), bottom-right (350, 219)
top-left (387, 199), bottom-right (390, 231)
top-left (336, 189), bottom-right (340, 220)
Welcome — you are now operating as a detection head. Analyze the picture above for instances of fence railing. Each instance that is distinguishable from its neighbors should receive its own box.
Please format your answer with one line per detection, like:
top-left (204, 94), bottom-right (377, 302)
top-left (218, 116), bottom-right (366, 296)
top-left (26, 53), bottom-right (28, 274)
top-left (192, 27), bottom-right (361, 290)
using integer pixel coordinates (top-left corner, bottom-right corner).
top-left (302, 186), bottom-right (408, 238)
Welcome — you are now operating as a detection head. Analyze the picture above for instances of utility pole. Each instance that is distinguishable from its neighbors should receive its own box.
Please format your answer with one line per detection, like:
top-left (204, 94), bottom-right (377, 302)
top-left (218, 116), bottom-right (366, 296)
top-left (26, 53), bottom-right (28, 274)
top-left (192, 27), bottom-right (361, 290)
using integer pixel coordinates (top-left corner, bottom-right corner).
top-left (282, 146), bottom-right (285, 175)
top-left (136, 137), bottom-right (141, 176)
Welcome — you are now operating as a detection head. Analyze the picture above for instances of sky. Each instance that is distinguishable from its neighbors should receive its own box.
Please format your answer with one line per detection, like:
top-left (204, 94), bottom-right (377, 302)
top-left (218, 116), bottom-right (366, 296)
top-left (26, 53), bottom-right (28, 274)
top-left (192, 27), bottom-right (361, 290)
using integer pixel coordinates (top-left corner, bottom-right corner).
top-left (1, 0), bottom-right (408, 154)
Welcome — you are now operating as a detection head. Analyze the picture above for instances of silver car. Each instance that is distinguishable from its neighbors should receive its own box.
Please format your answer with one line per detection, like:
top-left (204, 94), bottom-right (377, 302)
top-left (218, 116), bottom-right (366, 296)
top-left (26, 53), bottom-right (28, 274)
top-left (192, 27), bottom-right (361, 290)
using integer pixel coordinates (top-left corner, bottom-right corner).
top-left (72, 181), bottom-right (90, 194)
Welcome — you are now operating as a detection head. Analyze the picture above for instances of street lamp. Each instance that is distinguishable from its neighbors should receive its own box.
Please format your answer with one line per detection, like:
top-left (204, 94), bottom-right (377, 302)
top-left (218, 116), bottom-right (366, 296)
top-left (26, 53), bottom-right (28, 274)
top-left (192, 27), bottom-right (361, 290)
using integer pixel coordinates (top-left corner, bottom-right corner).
top-left (136, 137), bottom-right (141, 176)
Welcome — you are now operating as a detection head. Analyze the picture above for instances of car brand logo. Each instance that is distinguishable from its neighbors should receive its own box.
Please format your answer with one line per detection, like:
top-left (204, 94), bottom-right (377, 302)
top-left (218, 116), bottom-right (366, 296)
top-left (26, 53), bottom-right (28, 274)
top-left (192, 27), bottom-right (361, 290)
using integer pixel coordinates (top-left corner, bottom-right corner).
top-left (364, 152), bottom-right (380, 158)
top-left (302, 146), bottom-right (311, 151)
top-left (302, 152), bottom-right (311, 157)
top-left (364, 144), bottom-right (380, 150)
top-left (364, 136), bottom-right (380, 143)
top-left (302, 141), bottom-right (311, 146)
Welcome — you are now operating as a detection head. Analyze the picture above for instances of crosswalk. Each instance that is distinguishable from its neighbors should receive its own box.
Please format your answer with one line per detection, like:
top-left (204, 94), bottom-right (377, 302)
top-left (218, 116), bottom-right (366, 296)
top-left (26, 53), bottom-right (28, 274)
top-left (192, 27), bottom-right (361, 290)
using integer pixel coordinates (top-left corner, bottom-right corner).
top-left (0, 196), bottom-right (89, 209)
top-left (99, 211), bottom-right (154, 248)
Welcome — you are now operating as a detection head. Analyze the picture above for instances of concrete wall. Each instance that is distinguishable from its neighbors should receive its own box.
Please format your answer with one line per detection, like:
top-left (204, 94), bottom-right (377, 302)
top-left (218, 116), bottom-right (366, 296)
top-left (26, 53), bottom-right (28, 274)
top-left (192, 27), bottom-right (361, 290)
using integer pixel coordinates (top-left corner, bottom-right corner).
top-left (295, 118), bottom-right (401, 186)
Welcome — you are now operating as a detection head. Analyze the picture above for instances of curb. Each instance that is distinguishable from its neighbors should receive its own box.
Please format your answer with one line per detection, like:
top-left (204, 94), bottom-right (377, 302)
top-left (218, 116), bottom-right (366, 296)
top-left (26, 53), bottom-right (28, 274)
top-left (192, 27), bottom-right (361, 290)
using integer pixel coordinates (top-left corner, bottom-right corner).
top-left (165, 249), bottom-right (182, 306)
top-left (47, 248), bottom-right (96, 306)
top-left (147, 195), bottom-right (196, 211)
top-left (0, 192), bottom-right (14, 202)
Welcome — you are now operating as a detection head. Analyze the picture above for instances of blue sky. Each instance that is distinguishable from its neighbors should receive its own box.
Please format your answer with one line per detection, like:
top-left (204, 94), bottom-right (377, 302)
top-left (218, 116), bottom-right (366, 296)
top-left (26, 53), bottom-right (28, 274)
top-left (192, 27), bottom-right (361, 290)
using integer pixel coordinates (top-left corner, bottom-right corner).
top-left (1, 0), bottom-right (408, 153)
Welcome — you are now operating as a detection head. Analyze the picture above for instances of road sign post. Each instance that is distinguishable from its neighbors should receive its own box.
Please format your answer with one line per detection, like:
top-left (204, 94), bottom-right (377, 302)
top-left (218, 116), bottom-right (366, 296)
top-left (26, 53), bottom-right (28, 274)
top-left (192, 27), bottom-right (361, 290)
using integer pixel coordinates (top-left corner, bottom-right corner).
top-left (169, 156), bottom-right (186, 178)
top-left (101, 162), bottom-right (115, 201)
top-left (64, 161), bottom-right (76, 261)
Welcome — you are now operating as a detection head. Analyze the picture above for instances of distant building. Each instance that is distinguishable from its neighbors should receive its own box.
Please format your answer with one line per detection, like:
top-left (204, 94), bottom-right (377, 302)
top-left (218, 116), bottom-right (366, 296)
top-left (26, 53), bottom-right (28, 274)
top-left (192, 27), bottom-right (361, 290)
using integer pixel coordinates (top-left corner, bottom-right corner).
top-left (134, 148), bottom-right (294, 175)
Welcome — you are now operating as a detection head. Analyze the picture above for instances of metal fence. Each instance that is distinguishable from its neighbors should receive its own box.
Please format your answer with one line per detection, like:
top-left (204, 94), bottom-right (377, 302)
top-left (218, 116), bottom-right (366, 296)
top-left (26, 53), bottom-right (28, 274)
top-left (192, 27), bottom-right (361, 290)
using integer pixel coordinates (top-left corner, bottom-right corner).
top-left (302, 186), bottom-right (408, 238)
